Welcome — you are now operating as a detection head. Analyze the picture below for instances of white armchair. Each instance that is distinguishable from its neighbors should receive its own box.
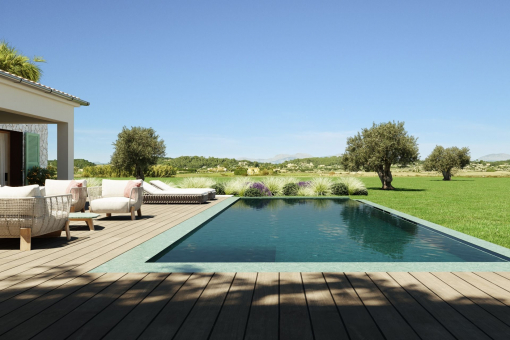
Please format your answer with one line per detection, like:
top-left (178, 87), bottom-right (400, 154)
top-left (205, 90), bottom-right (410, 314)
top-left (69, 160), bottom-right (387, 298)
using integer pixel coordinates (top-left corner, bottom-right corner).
top-left (42, 179), bottom-right (88, 213)
top-left (0, 185), bottom-right (71, 251)
top-left (88, 180), bottom-right (143, 220)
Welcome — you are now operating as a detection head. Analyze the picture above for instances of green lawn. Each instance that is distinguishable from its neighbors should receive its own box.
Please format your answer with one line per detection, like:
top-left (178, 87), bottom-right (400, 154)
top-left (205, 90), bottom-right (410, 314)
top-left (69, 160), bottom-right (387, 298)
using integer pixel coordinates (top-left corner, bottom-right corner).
top-left (92, 175), bottom-right (510, 249)
top-left (360, 177), bottom-right (510, 249)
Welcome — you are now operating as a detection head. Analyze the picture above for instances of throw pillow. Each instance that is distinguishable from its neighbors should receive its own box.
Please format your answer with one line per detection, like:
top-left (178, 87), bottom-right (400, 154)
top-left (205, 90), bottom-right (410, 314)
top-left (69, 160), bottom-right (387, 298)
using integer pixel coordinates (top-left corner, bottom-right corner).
top-left (124, 180), bottom-right (142, 198)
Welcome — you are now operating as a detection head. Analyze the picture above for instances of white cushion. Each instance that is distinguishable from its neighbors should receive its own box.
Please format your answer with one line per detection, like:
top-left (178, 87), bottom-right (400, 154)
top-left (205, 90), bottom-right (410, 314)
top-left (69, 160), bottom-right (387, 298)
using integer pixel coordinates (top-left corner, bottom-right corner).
top-left (44, 179), bottom-right (87, 196)
top-left (40, 187), bottom-right (46, 196)
top-left (142, 182), bottom-right (162, 195)
top-left (90, 197), bottom-right (135, 213)
top-left (0, 185), bottom-right (41, 198)
top-left (102, 179), bottom-right (142, 198)
top-left (150, 180), bottom-right (174, 190)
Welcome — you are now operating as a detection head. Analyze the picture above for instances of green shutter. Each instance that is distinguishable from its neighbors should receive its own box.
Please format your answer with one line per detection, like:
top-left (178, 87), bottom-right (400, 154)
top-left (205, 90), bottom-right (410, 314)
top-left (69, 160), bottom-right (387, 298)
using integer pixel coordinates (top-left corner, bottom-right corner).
top-left (25, 133), bottom-right (40, 171)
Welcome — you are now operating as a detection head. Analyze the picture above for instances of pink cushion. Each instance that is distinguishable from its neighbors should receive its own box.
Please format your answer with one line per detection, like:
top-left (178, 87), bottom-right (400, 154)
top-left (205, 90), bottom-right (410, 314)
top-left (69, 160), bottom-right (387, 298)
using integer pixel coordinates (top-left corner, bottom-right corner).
top-left (124, 180), bottom-right (141, 198)
top-left (66, 180), bottom-right (83, 201)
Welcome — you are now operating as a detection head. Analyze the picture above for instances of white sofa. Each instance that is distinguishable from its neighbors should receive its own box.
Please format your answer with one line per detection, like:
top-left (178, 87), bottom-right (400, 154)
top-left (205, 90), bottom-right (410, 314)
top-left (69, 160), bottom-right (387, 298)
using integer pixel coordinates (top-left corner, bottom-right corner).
top-left (42, 179), bottom-right (88, 212)
top-left (88, 180), bottom-right (143, 220)
top-left (0, 185), bottom-right (71, 251)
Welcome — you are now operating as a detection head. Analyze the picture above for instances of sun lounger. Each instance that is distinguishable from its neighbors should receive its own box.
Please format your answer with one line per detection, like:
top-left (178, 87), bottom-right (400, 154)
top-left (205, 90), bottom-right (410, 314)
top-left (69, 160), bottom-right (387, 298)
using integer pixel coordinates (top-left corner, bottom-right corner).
top-left (142, 182), bottom-right (209, 204)
top-left (150, 180), bottom-right (216, 200)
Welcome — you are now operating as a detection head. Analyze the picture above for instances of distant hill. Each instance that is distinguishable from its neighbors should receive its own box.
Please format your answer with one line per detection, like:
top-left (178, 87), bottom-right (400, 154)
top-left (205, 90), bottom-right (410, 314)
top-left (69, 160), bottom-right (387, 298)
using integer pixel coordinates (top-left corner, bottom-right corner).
top-left (240, 153), bottom-right (314, 164)
top-left (477, 153), bottom-right (510, 162)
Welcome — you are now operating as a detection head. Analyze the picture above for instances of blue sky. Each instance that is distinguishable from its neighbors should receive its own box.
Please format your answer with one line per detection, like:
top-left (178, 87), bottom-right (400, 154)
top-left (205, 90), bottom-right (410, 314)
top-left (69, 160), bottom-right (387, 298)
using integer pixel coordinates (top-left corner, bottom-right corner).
top-left (2, 0), bottom-right (509, 162)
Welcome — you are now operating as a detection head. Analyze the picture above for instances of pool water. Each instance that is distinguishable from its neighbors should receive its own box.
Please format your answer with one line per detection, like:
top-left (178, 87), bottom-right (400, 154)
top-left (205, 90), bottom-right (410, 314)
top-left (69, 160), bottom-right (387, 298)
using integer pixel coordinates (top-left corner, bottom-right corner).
top-left (150, 199), bottom-right (509, 263)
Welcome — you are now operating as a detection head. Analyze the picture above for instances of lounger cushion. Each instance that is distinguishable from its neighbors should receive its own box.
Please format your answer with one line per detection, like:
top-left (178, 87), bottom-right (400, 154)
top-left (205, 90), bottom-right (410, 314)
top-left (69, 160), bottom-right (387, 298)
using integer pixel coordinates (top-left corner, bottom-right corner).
top-left (143, 182), bottom-right (162, 195)
top-left (90, 197), bottom-right (136, 213)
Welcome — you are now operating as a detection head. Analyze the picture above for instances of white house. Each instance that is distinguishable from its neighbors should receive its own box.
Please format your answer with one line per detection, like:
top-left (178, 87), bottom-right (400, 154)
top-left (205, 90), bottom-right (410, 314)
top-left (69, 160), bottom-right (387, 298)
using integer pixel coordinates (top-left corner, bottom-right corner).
top-left (0, 69), bottom-right (89, 186)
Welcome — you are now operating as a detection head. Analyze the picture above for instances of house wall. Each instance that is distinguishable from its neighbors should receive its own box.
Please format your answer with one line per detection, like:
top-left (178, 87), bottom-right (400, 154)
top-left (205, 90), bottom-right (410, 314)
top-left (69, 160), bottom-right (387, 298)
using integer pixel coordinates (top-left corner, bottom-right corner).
top-left (0, 124), bottom-right (48, 168)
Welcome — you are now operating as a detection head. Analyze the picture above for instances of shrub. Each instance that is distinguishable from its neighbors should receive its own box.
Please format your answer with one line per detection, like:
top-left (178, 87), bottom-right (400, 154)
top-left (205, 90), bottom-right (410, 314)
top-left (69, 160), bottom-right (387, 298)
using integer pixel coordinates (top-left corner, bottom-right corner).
top-left (262, 177), bottom-right (284, 196)
top-left (224, 178), bottom-right (251, 195)
top-left (339, 177), bottom-right (368, 195)
top-left (249, 182), bottom-right (272, 196)
top-left (282, 183), bottom-right (299, 196)
top-left (234, 167), bottom-right (248, 176)
top-left (297, 186), bottom-right (314, 196)
top-left (26, 166), bottom-right (56, 186)
top-left (146, 164), bottom-right (176, 177)
top-left (244, 188), bottom-right (265, 197)
top-left (211, 183), bottom-right (225, 195)
top-left (178, 177), bottom-right (216, 188)
top-left (81, 177), bottom-right (102, 187)
top-left (82, 165), bottom-right (130, 178)
top-left (331, 182), bottom-right (348, 195)
top-left (309, 177), bottom-right (333, 196)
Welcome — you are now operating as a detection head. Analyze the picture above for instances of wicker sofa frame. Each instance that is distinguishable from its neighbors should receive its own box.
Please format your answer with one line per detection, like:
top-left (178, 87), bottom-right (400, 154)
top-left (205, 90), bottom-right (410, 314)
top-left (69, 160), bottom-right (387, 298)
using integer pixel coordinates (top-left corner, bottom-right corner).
top-left (143, 190), bottom-right (208, 204)
top-left (0, 194), bottom-right (72, 251)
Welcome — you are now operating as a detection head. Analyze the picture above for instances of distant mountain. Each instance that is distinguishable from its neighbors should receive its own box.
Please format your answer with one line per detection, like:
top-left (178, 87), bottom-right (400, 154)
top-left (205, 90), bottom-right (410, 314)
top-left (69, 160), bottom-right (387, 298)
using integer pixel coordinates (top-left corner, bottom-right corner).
top-left (92, 161), bottom-right (108, 165)
top-left (240, 153), bottom-right (314, 164)
top-left (477, 153), bottom-right (510, 162)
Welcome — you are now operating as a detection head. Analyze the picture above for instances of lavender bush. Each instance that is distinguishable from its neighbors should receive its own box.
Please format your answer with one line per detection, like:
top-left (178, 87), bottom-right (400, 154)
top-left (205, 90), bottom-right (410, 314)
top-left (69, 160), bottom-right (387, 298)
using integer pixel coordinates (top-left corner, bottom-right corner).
top-left (249, 182), bottom-right (272, 196)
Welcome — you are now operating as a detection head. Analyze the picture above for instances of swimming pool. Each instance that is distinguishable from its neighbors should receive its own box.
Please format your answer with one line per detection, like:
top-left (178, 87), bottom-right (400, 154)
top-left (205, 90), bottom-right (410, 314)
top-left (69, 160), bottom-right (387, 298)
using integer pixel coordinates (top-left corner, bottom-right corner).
top-left (91, 197), bottom-right (510, 272)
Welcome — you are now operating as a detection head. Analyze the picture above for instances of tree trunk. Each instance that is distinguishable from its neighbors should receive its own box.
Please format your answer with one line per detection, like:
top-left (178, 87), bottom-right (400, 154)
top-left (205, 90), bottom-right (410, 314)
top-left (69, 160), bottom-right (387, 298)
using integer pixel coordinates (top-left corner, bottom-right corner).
top-left (442, 170), bottom-right (452, 181)
top-left (135, 165), bottom-right (145, 181)
top-left (377, 165), bottom-right (394, 190)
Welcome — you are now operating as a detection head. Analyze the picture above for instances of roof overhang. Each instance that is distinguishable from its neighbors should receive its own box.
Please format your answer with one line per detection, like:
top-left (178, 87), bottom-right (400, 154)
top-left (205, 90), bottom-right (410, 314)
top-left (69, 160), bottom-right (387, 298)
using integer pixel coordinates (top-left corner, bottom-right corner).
top-left (0, 69), bottom-right (90, 106)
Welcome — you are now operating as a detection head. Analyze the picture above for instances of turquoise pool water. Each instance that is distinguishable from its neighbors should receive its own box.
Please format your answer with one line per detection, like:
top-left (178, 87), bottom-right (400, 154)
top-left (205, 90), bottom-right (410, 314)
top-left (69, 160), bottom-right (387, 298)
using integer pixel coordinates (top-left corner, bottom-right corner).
top-left (150, 199), bottom-right (509, 263)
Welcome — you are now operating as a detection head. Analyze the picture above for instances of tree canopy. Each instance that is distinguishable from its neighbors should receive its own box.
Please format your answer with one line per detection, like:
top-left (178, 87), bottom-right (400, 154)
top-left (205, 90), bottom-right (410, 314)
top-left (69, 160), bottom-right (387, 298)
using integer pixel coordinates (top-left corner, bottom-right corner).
top-left (423, 146), bottom-right (470, 180)
top-left (111, 126), bottom-right (166, 180)
top-left (341, 121), bottom-right (419, 189)
top-left (0, 41), bottom-right (45, 81)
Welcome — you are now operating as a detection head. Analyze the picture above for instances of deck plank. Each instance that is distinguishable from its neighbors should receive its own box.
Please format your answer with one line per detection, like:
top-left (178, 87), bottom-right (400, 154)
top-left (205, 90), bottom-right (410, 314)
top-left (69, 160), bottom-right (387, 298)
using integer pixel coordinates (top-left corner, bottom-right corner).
top-left (30, 273), bottom-right (146, 340)
top-left (412, 272), bottom-right (510, 339)
top-left (433, 272), bottom-right (510, 326)
top-left (279, 272), bottom-right (314, 340)
top-left (0, 273), bottom-right (104, 335)
top-left (1, 273), bottom-right (126, 340)
top-left (67, 273), bottom-right (169, 340)
top-left (346, 272), bottom-right (419, 340)
top-left (301, 272), bottom-right (349, 340)
top-left (367, 272), bottom-right (454, 340)
top-left (139, 273), bottom-right (214, 339)
top-left (103, 272), bottom-right (191, 340)
top-left (389, 272), bottom-right (490, 340)
top-left (244, 272), bottom-right (279, 340)
top-left (323, 272), bottom-right (384, 340)
top-left (173, 272), bottom-right (236, 340)
top-left (454, 272), bottom-right (510, 306)
top-left (209, 272), bottom-right (257, 340)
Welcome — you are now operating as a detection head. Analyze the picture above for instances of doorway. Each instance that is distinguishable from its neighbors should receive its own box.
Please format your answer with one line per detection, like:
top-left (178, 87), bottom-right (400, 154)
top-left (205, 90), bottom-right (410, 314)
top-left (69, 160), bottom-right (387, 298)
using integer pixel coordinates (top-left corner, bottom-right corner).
top-left (0, 131), bottom-right (9, 186)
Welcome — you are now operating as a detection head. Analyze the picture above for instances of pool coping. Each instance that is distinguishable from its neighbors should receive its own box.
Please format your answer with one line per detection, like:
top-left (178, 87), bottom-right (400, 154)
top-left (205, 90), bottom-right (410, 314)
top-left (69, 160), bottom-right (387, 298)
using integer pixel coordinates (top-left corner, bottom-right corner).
top-left (90, 197), bottom-right (510, 273)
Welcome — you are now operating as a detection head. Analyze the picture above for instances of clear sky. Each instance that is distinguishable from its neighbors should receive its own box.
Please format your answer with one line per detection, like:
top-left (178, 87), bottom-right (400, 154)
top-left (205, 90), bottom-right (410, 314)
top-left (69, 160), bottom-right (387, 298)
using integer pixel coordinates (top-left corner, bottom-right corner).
top-left (2, 0), bottom-right (509, 162)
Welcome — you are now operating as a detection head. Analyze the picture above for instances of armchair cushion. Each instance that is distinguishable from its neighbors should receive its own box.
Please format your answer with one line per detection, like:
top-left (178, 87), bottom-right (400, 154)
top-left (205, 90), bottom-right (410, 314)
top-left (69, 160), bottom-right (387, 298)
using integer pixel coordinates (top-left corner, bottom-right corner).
top-left (90, 197), bottom-right (136, 213)
top-left (45, 179), bottom-right (87, 196)
top-left (102, 179), bottom-right (142, 198)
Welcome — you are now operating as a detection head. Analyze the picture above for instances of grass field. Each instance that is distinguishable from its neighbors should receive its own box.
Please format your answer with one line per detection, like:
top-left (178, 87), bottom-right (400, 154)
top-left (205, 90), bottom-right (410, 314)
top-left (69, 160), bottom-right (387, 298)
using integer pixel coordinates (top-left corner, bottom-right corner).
top-left (87, 175), bottom-right (510, 249)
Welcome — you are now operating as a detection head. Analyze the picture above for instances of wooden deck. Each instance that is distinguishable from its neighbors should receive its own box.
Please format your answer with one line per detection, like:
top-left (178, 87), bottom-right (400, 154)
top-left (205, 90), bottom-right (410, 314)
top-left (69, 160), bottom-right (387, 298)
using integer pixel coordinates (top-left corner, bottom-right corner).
top-left (1, 198), bottom-right (510, 339)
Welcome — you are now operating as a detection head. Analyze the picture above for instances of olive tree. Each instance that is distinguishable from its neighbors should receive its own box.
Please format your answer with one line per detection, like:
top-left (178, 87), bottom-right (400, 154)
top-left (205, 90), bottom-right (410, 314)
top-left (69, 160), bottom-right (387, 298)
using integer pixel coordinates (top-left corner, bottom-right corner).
top-left (341, 121), bottom-right (419, 190)
top-left (423, 146), bottom-right (470, 181)
top-left (111, 126), bottom-right (166, 180)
